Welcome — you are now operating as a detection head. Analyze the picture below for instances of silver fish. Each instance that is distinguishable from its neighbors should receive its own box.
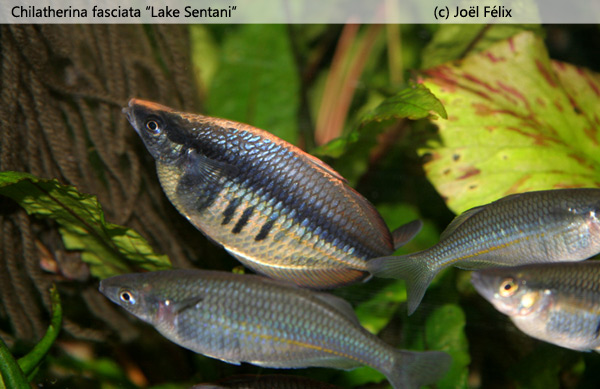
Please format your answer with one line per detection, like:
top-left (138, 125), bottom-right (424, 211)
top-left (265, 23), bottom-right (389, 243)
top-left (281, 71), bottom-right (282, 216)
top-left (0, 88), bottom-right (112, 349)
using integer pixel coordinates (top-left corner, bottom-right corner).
top-left (471, 261), bottom-right (600, 352)
top-left (123, 99), bottom-right (421, 288)
top-left (99, 269), bottom-right (451, 388)
top-left (368, 188), bottom-right (600, 314)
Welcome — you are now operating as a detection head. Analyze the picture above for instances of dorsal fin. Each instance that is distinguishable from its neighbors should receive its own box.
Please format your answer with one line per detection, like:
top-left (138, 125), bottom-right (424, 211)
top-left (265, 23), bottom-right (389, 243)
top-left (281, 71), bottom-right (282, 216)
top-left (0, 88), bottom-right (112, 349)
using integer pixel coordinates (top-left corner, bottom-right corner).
top-left (494, 192), bottom-right (525, 203)
top-left (440, 205), bottom-right (485, 240)
top-left (392, 219), bottom-right (423, 250)
top-left (313, 292), bottom-right (361, 326)
top-left (304, 152), bottom-right (347, 182)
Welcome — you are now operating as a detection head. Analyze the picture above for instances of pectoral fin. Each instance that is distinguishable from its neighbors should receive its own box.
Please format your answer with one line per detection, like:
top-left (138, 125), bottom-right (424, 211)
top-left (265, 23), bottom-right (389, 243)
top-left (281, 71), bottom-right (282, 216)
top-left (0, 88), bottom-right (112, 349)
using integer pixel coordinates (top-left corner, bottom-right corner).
top-left (185, 148), bottom-right (239, 186)
top-left (172, 296), bottom-right (204, 314)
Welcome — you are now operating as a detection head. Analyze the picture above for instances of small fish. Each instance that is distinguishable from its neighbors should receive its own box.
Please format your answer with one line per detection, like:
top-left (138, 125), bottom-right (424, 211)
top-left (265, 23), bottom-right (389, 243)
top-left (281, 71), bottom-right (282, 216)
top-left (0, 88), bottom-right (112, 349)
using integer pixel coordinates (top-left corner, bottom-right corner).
top-left (124, 99), bottom-right (421, 288)
top-left (471, 261), bottom-right (600, 352)
top-left (99, 269), bottom-right (451, 389)
top-left (367, 189), bottom-right (600, 314)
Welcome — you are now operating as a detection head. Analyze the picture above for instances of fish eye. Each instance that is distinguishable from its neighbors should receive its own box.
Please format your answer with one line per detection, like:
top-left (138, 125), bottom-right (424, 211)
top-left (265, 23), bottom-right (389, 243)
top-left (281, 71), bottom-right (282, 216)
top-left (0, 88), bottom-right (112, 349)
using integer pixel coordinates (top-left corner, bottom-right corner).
top-left (145, 119), bottom-right (162, 135)
top-left (119, 289), bottom-right (136, 305)
top-left (499, 278), bottom-right (518, 297)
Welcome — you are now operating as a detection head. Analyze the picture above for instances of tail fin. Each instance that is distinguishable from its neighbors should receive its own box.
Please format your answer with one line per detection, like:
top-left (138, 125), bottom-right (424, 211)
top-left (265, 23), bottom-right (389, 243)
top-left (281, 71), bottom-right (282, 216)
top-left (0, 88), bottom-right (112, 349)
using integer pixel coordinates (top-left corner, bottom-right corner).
top-left (367, 255), bottom-right (438, 315)
top-left (386, 350), bottom-right (452, 389)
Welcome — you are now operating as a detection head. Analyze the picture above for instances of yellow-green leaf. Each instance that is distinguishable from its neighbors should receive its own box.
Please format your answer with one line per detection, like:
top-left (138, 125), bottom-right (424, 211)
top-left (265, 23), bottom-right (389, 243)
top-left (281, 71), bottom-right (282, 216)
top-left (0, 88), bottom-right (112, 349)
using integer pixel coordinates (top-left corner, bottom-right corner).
top-left (421, 25), bottom-right (544, 69)
top-left (420, 31), bottom-right (600, 213)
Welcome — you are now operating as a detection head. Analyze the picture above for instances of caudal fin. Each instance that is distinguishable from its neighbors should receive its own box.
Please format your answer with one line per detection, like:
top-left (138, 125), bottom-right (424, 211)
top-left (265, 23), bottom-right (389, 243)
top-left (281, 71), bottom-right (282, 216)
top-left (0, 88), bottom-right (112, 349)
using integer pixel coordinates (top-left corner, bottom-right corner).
top-left (367, 255), bottom-right (438, 315)
top-left (385, 349), bottom-right (452, 389)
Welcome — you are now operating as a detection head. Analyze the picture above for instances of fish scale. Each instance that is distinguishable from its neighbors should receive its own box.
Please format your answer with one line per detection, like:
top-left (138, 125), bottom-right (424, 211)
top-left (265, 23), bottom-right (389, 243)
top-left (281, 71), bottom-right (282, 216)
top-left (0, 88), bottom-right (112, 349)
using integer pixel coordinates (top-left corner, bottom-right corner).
top-left (124, 99), bottom-right (422, 288)
top-left (99, 269), bottom-right (451, 388)
top-left (368, 188), bottom-right (600, 314)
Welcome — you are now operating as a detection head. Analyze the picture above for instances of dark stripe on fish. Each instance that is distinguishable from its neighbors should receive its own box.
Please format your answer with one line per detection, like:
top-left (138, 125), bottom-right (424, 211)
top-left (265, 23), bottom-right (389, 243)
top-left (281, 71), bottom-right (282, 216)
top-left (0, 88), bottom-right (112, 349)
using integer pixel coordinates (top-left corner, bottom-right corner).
top-left (176, 171), bottom-right (221, 212)
top-left (222, 197), bottom-right (242, 225)
top-left (255, 218), bottom-right (276, 241)
top-left (233, 206), bottom-right (255, 234)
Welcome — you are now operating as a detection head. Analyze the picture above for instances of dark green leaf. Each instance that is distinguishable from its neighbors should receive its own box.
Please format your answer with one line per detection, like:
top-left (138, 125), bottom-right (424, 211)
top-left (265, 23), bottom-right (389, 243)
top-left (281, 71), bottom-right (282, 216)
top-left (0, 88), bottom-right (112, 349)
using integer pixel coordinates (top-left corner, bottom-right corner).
top-left (336, 366), bottom-right (386, 388)
top-left (205, 25), bottom-right (300, 143)
top-left (0, 172), bottom-right (171, 279)
top-left (362, 84), bottom-right (447, 122)
top-left (355, 280), bottom-right (406, 334)
top-left (311, 122), bottom-right (378, 186)
top-left (425, 305), bottom-right (470, 388)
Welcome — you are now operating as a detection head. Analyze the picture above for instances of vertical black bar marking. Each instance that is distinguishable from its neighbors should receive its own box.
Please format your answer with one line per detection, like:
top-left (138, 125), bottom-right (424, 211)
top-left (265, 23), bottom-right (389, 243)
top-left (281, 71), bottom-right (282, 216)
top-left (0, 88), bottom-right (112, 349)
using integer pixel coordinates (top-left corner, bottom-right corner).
top-left (255, 218), bottom-right (276, 241)
top-left (222, 198), bottom-right (241, 225)
top-left (232, 206), bottom-right (255, 233)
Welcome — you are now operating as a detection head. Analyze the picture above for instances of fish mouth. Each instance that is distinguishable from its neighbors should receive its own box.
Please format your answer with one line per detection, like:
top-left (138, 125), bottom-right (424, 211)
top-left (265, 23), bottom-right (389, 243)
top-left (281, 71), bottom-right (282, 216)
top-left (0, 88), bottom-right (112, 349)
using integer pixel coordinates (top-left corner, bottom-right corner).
top-left (122, 100), bottom-right (135, 129)
top-left (98, 279), bottom-right (115, 303)
top-left (98, 278), bottom-right (131, 309)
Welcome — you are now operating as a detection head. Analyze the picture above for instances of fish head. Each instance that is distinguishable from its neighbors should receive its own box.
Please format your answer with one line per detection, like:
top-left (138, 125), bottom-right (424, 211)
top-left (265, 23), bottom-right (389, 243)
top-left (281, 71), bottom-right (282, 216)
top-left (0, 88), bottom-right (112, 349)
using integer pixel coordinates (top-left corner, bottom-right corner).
top-left (123, 99), bottom-right (193, 165)
top-left (582, 204), bottom-right (600, 234)
top-left (471, 268), bottom-right (549, 318)
top-left (99, 272), bottom-right (164, 325)
top-left (564, 191), bottom-right (600, 229)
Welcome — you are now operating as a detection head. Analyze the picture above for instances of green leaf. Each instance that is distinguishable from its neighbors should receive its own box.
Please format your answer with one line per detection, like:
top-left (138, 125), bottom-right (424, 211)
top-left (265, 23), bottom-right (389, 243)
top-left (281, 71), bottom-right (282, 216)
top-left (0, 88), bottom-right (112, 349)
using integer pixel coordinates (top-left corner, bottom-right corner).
top-left (311, 122), bottom-right (378, 186)
top-left (335, 365), bottom-right (386, 388)
top-left (362, 84), bottom-right (448, 122)
top-left (402, 303), bottom-right (469, 389)
top-left (316, 83), bottom-right (447, 180)
top-left (421, 25), bottom-right (544, 69)
top-left (18, 285), bottom-right (62, 375)
top-left (205, 25), bottom-right (299, 144)
top-left (420, 31), bottom-right (600, 213)
top-left (189, 25), bottom-right (220, 98)
top-left (0, 171), bottom-right (171, 279)
top-left (425, 305), bottom-right (470, 388)
top-left (0, 339), bottom-right (29, 389)
top-left (354, 280), bottom-right (406, 334)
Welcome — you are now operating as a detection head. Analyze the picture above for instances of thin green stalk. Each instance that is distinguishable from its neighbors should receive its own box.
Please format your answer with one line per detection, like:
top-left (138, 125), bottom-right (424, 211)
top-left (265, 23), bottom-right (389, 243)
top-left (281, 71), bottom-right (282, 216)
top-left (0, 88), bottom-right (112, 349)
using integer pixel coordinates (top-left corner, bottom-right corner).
top-left (18, 285), bottom-right (62, 375)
